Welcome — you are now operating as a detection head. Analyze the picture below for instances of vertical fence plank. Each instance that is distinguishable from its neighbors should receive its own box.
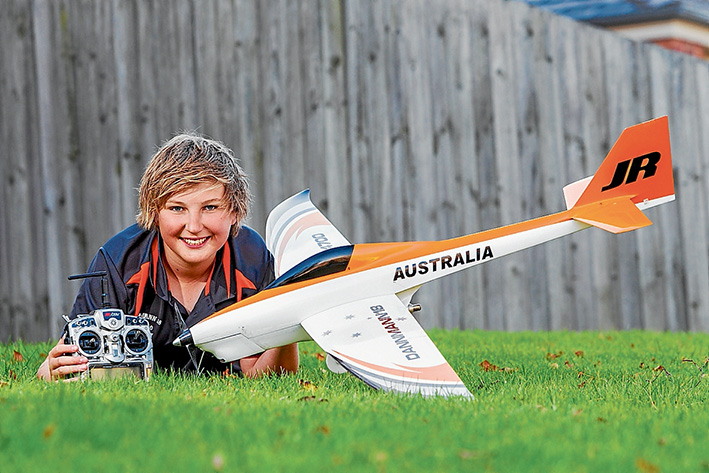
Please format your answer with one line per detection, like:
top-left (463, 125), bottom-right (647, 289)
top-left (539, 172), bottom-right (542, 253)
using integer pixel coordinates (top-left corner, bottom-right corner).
top-left (300, 0), bottom-right (327, 207)
top-left (430, 0), bottom-right (486, 329)
top-left (428, 0), bottom-right (458, 328)
top-left (533, 10), bottom-right (568, 330)
top-left (449, 0), bottom-right (486, 330)
top-left (113, 0), bottom-right (144, 228)
top-left (510, 1), bottom-right (546, 331)
top-left (672, 57), bottom-right (709, 331)
top-left (467, 0), bottom-right (497, 330)
top-left (555, 16), bottom-right (587, 330)
top-left (603, 36), bottom-right (648, 330)
top-left (2, 0), bottom-right (43, 340)
top-left (0, 1), bottom-right (10, 337)
top-left (633, 44), bottom-right (669, 331)
top-left (258, 0), bottom-right (288, 214)
top-left (279, 0), bottom-right (307, 200)
top-left (345, 0), bottom-right (389, 244)
top-left (648, 47), bottom-right (688, 331)
top-left (580, 26), bottom-right (614, 330)
top-left (319, 0), bottom-right (350, 237)
top-left (33, 0), bottom-right (79, 337)
top-left (488, 0), bottom-right (522, 331)
top-left (231, 0), bottom-right (264, 230)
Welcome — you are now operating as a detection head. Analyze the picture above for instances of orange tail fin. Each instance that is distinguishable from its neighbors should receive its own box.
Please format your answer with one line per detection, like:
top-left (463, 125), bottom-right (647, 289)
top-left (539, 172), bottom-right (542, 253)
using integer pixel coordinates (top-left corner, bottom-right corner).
top-left (563, 116), bottom-right (675, 233)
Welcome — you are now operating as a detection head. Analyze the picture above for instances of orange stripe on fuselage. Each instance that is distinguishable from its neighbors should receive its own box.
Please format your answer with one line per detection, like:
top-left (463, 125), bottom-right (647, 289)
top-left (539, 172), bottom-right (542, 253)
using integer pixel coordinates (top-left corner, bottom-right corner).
top-left (345, 207), bottom-right (576, 273)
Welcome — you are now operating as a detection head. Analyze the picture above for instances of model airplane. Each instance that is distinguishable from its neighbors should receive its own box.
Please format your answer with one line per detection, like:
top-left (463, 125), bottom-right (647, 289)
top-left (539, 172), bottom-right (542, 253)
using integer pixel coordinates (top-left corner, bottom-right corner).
top-left (174, 116), bottom-right (674, 398)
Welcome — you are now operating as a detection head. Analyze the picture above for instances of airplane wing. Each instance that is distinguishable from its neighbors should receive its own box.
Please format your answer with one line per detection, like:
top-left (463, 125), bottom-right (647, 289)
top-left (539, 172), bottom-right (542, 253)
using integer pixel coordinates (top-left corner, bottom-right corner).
top-left (265, 190), bottom-right (351, 277)
top-left (300, 294), bottom-right (472, 398)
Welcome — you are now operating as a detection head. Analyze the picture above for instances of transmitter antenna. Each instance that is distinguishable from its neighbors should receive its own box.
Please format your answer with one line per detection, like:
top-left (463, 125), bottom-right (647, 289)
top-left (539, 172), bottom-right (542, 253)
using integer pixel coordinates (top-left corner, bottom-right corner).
top-left (68, 271), bottom-right (110, 308)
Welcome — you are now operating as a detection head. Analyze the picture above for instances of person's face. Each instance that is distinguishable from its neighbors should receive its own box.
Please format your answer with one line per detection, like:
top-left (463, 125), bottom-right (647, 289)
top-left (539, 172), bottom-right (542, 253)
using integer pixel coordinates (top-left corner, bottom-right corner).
top-left (157, 182), bottom-right (236, 273)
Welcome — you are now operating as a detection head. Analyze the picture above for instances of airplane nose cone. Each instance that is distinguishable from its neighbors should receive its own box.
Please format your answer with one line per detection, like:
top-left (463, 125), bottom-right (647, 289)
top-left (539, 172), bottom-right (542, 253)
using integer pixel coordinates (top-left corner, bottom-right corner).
top-left (173, 329), bottom-right (194, 347)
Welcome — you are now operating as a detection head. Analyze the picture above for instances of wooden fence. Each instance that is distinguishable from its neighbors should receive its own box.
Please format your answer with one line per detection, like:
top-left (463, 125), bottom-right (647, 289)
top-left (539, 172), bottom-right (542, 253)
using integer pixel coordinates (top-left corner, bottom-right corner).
top-left (1, 0), bottom-right (708, 342)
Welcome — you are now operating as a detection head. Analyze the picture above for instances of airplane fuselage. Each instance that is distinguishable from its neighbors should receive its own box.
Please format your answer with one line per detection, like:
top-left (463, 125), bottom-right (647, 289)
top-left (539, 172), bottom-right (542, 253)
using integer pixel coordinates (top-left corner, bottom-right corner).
top-left (190, 213), bottom-right (590, 363)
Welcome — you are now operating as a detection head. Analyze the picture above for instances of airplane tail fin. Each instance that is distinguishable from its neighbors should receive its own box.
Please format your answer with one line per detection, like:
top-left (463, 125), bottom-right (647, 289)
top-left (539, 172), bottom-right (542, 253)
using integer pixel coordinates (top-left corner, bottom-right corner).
top-left (562, 116), bottom-right (675, 234)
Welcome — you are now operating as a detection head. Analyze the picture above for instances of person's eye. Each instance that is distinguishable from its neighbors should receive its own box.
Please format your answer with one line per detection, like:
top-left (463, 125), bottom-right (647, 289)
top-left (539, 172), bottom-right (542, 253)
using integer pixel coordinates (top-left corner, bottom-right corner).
top-left (168, 206), bottom-right (184, 212)
top-left (204, 205), bottom-right (219, 211)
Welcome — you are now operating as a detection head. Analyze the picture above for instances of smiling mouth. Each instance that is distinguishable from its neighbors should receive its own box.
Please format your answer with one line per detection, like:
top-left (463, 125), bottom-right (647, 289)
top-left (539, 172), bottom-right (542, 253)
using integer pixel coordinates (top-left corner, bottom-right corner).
top-left (181, 236), bottom-right (210, 247)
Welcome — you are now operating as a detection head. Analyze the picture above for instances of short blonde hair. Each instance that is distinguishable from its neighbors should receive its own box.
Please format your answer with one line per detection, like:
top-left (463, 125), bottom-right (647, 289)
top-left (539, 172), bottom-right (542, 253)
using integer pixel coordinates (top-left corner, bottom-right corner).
top-left (137, 133), bottom-right (250, 236)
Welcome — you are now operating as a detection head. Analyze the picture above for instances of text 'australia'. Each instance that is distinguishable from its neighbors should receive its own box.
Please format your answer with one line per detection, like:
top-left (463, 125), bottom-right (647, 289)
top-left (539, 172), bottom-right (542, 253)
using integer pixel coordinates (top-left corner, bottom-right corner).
top-left (393, 246), bottom-right (494, 282)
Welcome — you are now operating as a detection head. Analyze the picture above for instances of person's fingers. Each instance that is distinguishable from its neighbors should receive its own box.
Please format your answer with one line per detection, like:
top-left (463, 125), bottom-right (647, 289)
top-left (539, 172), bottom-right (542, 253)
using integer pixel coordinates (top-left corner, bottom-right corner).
top-left (48, 342), bottom-right (78, 357)
top-left (47, 343), bottom-right (78, 371)
top-left (47, 344), bottom-right (87, 380)
top-left (53, 362), bottom-right (88, 379)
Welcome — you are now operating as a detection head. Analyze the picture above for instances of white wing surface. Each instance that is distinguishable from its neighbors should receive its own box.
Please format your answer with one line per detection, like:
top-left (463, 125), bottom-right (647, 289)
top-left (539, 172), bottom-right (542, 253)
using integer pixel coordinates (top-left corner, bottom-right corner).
top-left (301, 294), bottom-right (472, 398)
top-left (265, 190), bottom-right (351, 277)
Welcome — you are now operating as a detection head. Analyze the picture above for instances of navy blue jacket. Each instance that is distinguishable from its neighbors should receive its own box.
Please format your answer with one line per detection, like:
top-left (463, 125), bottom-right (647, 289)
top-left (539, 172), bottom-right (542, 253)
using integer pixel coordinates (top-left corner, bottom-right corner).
top-left (70, 223), bottom-right (274, 373)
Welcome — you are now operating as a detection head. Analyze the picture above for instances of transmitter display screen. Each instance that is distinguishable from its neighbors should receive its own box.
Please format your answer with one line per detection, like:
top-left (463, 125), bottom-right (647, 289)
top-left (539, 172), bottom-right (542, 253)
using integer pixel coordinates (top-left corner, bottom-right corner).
top-left (89, 366), bottom-right (143, 380)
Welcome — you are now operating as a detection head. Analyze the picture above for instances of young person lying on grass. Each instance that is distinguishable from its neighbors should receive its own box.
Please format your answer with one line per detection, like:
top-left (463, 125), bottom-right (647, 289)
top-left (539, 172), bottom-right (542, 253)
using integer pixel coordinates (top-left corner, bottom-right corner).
top-left (37, 133), bottom-right (298, 381)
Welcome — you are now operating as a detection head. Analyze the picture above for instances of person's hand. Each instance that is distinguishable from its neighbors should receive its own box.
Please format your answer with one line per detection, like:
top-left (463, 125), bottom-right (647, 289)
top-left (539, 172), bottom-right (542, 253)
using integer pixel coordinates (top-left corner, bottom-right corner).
top-left (36, 341), bottom-right (88, 381)
top-left (240, 343), bottom-right (299, 378)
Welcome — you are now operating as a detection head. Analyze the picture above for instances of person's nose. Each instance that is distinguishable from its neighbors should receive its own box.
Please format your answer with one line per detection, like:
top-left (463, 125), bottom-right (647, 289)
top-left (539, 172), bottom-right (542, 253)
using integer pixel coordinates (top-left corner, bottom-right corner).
top-left (185, 210), bottom-right (204, 234)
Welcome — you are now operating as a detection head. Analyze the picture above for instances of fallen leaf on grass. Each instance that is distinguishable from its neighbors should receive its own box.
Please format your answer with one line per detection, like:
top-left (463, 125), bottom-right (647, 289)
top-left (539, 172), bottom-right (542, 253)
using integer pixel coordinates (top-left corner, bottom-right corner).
top-left (636, 458), bottom-right (659, 473)
top-left (315, 424), bottom-right (331, 435)
top-left (298, 396), bottom-right (328, 403)
top-left (13, 350), bottom-right (23, 362)
top-left (546, 351), bottom-right (563, 360)
top-left (315, 353), bottom-right (325, 362)
top-left (298, 379), bottom-right (318, 391)
top-left (479, 360), bottom-right (514, 372)
top-left (480, 360), bottom-right (498, 371)
top-left (43, 424), bottom-right (56, 439)
top-left (574, 350), bottom-right (584, 357)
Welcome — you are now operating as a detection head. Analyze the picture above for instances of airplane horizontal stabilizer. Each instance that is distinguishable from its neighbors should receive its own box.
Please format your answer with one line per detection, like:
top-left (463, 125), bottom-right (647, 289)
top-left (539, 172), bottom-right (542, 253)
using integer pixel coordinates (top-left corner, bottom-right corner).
top-left (571, 196), bottom-right (652, 234)
top-left (301, 295), bottom-right (472, 398)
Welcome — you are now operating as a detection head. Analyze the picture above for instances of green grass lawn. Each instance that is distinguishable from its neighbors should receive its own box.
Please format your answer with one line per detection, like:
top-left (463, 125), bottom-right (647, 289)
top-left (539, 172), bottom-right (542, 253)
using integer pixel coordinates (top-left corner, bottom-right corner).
top-left (1, 330), bottom-right (708, 472)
